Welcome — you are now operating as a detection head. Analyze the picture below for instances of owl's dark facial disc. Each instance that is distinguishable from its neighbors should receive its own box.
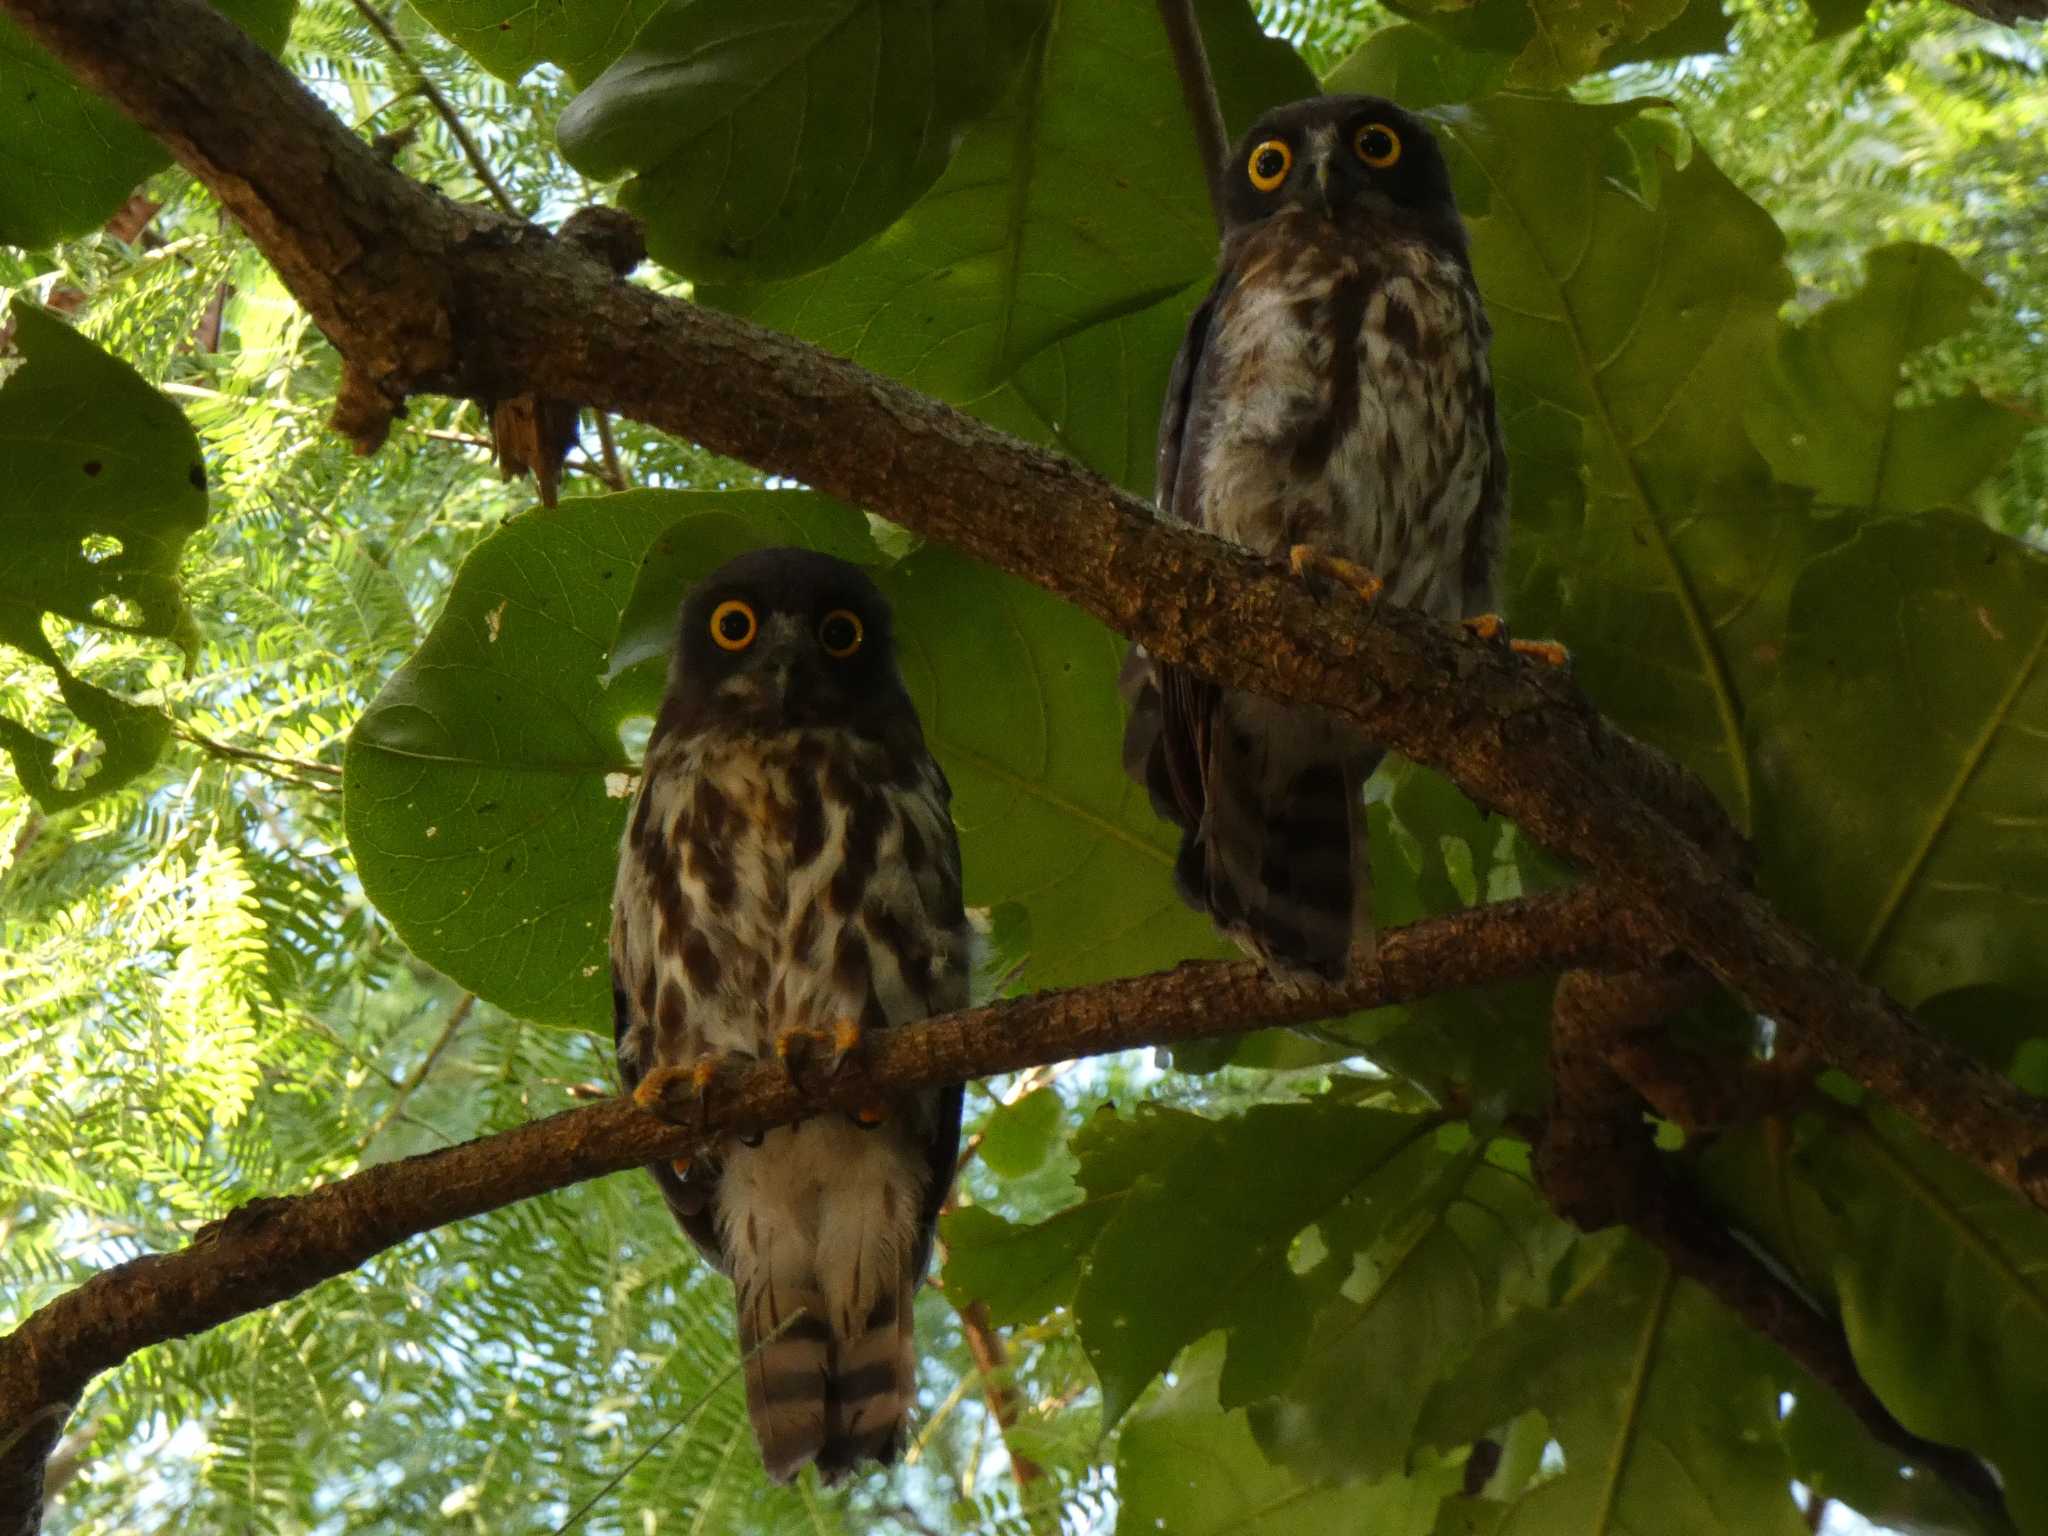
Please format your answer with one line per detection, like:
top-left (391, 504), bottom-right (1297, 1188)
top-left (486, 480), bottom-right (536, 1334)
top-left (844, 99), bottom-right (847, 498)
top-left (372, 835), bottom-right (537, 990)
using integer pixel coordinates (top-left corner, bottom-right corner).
top-left (662, 546), bottom-right (909, 737)
top-left (1222, 94), bottom-right (1457, 240)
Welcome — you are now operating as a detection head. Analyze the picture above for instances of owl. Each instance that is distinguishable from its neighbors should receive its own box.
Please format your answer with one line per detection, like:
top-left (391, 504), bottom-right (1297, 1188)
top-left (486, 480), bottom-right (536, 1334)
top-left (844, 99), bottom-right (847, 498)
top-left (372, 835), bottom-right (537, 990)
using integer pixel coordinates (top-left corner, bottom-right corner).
top-left (1123, 94), bottom-right (1523, 980)
top-left (611, 547), bottom-right (969, 1484)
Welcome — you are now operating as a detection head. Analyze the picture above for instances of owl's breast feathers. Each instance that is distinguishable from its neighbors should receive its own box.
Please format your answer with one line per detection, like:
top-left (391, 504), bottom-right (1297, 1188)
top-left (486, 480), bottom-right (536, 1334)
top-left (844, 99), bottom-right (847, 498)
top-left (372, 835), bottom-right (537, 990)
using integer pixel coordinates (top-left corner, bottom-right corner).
top-left (1186, 209), bottom-right (1504, 619)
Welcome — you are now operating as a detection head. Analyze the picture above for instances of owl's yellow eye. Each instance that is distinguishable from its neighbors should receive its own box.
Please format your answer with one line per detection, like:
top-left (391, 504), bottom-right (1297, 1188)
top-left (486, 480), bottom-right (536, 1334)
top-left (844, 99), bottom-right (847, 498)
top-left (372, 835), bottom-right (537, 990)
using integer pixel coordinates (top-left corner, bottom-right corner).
top-left (709, 599), bottom-right (756, 651)
top-left (1354, 122), bottom-right (1401, 169)
top-left (819, 608), bottom-right (864, 659)
top-left (1247, 139), bottom-right (1291, 192)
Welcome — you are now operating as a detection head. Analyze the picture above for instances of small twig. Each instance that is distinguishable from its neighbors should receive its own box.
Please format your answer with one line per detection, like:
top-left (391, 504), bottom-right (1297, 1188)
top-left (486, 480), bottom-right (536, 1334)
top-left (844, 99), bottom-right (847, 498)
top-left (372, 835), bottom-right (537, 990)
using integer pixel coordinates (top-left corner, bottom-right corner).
top-left (354, 993), bottom-right (477, 1155)
top-left (957, 1298), bottom-right (1044, 1487)
top-left (1156, 0), bottom-right (1230, 232)
top-left (346, 0), bottom-right (519, 217)
top-left (592, 411), bottom-right (626, 491)
top-left (168, 719), bottom-right (342, 787)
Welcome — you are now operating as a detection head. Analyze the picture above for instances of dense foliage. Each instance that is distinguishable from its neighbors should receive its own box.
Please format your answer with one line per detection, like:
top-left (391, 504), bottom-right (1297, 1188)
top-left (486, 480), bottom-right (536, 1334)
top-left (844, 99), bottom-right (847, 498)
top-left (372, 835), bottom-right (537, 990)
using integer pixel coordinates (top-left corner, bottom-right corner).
top-left (2, 0), bottom-right (2044, 1533)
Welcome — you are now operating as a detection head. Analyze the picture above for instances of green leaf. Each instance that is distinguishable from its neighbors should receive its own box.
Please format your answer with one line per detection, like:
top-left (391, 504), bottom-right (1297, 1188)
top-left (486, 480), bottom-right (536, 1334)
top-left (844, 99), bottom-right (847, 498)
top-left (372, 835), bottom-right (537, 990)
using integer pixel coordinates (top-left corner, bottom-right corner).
top-left (1418, 1235), bottom-right (1811, 1535)
top-left (0, 299), bottom-right (209, 808)
top-left (1074, 1101), bottom-right (1436, 1424)
top-left (403, 0), bottom-right (665, 83)
top-left (1323, 23), bottom-right (1512, 109)
top-left (708, 0), bottom-right (1314, 492)
top-left (977, 1084), bottom-right (1063, 1177)
top-left (1747, 244), bottom-right (2028, 518)
top-left (0, 0), bottom-right (293, 248)
top-left (344, 490), bottom-right (871, 1026)
top-left (1256, 1137), bottom-right (1572, 1481)
top-left (347, 492), bottom-right (1223, 1025)
top-left (1118, 1337), bottom-right (1463, 1536)
top-left (1372, 0), bottom-right (1713, 90)
top-left (1440, 93), bottom-right (1804, 829)
top-left (556, 0), bottom-right (1042, 282)
top-left (1781, 1377), bottom-right (2007, 1536)
top-left (1750, 514), bottom-right (2048, 1006)
top-left (1808, 1111), bottom-right (2048, 1532)
top-left (940, 1201), bottom-right (1115, 1326)
top-left (887, 543), bottom-right (1224, 986)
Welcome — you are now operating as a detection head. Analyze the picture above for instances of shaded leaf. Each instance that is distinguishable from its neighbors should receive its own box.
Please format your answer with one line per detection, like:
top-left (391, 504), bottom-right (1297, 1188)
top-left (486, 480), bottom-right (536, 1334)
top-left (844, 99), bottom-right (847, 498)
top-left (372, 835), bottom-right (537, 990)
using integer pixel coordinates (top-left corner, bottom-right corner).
top-left (1750, 513), bottom-right (2048, 1007)
top-left (1440, 93), bottom-right (1807, 829)
top-left (1255, 1137), bottom-right (1571, 1481)
top-left (1324, 22), bottom-right (1513, 108)
top-left (405, 0), bottom-right (665, 83)
top-left (1418, 1235), bottom-right (1810, 1535)
top-left (1074, 1100), bottom-right (1436, 1423)
top-left (940, 1201), bottom-right (1115, 1327)
top-left (1747, 243), bottom-right (2028, 518)
top-left (708, 0), bottom-right (1313, 493)
top-left (0, 300), bottom-right (209, 808)
top-left (1118, 1336), bottom-right (1463, 1536)
top-left (557, 0), bottom-right (1042, 282)
top-left (0, 0), bottom-right (293, 247)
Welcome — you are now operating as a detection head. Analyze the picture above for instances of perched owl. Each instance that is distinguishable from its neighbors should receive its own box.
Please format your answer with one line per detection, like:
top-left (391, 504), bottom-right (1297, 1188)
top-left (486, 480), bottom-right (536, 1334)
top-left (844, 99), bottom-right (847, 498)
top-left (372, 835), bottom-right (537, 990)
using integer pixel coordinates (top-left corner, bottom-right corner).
top-left (1123, 94), bottom-right (1517, 980)
top-left (611, 547), bottom-right (969, 1484)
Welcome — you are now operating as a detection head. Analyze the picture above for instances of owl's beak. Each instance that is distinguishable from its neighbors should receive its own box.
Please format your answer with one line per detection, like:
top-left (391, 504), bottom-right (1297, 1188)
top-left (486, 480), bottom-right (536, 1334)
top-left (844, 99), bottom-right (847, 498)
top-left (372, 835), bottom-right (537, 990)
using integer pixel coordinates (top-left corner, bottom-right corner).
top-left (1311, 153), bottom-right (1335, 219)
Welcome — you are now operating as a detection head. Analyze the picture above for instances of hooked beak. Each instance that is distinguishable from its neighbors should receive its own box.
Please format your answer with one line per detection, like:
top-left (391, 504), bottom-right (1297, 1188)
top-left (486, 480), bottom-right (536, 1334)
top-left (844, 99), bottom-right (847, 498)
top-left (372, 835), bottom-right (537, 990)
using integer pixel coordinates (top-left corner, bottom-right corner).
top-left (1312, 151), bottom-right (1334, 219)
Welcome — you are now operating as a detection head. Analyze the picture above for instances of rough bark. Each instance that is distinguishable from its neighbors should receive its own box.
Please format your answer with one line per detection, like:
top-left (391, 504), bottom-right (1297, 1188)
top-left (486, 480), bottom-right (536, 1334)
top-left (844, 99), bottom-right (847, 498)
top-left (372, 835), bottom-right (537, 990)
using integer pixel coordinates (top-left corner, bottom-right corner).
top-left (0, 890), bottom-right (1642, 1533)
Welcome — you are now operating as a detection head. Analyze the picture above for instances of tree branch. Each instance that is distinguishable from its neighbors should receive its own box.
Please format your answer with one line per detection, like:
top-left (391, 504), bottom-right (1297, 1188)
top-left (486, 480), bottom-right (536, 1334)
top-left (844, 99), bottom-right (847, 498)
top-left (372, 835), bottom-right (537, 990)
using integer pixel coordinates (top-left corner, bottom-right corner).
top-left (0, 888), bottom-right (1640, 1534)
top-left (6, 0), bottom-right (2041, 1221)
top-left (1156, 0), bottom-right (1230, 231)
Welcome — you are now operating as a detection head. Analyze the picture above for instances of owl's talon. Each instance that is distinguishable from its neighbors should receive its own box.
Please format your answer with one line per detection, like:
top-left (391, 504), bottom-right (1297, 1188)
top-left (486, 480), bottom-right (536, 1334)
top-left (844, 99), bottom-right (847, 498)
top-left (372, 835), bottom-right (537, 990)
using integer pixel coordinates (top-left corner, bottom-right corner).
top-left (1462, 613), bottom-right (1508, 645)
top-left (1289, 544), bottom-right (1384, 605)
top-left (853, 1103), bottom-right (890, 1129)
top-left (826, 1015), bottom-right (863, 1077)
top-left (1510, 637), bottom-right (1572, 670)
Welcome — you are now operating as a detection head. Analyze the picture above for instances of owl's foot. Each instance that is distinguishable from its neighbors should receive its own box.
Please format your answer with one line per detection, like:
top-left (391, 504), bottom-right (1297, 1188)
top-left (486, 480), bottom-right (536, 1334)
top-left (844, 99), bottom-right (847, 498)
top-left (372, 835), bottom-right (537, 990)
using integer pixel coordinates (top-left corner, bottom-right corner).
top-left (773, 1016), bottom-right (865, 1085)
top-left (1462, 614), bottom-right (1571, 670)
top-left (631, 1057), bottom-right (722, 1157)
top-left (1289, 545), bottom-right (1385, 605)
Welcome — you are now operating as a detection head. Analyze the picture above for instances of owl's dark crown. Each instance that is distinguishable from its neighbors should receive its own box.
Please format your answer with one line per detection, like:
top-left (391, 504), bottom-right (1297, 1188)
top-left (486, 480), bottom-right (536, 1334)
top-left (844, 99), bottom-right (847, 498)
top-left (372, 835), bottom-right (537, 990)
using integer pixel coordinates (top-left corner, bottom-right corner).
top-left (661, 546), bottom-right (914, 739)
top-left (1221, 95), bottom-right (1461, 247)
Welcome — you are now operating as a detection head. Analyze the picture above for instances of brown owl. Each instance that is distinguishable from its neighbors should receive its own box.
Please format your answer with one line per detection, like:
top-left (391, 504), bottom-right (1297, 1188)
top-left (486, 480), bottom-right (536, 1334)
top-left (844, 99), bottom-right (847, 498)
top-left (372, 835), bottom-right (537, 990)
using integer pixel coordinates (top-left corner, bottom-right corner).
top-left (611, 547), bottom-right (969, 1483)
top-left (1124, 94), bottom-right (1537, 980)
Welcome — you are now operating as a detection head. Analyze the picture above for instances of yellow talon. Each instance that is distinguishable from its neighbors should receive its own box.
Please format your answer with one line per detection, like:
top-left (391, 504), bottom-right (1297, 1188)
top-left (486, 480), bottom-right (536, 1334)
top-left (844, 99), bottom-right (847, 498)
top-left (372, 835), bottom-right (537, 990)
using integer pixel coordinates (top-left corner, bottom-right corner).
top-left (1511, 637), bottom-right (1572, 669)
top-left (1463, 612), bottom-right (1506, 643)
top-left (1290, 544), bottom-right (1384, 604)
top-left (854, 1103), bottom-right (889, 1128)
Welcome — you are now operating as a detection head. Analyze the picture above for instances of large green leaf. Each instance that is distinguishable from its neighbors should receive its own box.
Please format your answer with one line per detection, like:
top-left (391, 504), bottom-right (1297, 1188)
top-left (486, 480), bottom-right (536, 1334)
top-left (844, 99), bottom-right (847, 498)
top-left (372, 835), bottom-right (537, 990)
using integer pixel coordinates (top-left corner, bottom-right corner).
top-left (1418, 1235), bottom-right (1810, 1536)
top-left (0, 0), bottom-right (294, 248)
top-left (1805, 1111), bottom-right (2048, 1532)
top-left (1749, 513), bottom-right (2048, 1007)
top-left (1368, 0), bottom-right (1721, 91)
top-left (1118, 1337), bottom-right (1463, 1536)
top-left (0, 300), bottom-right (209, 808)
top-left (708, 0), bottom-right (1314, 493)
top-left (1072, 1100), bottom-right (1437, 1424)
top-left (1438, 93), bottom-right (1807, 829)
top-left (558, 0), bottom-right (1041, 282)
top-left (403, 0), bottom-right (665, 83)
top-left (1254, 1136), bottom-right (1572, 1482)
top-left (344, 491), bottom-right (869, 1026)
top-left (1746, 243), bottom-right (2029, 519)
top-left (346, 491), bottom-right (1221, 1026)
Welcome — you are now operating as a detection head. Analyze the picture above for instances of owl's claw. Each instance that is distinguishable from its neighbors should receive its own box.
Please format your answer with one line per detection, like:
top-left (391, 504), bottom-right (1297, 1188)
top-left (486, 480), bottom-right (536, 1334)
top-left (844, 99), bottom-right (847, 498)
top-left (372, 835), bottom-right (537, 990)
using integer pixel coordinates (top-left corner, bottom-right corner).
top-left (632, 1055), bottom-right (722, 1149)
top-left (773, 1016), bottom-right (864, 1085)
top-left (1462, 613), bottom-right (1571, 671)
top-left (1289, 544), bottom-right (1385, 605)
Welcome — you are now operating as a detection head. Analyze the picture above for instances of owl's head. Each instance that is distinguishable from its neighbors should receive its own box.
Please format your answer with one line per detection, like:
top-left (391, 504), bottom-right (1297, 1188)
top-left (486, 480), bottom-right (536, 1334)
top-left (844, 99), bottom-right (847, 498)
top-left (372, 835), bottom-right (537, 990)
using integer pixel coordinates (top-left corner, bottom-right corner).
top-left (1222, 95), bottom-right (1458, 240)
top-left (663, 547), bottom-right (910, 736)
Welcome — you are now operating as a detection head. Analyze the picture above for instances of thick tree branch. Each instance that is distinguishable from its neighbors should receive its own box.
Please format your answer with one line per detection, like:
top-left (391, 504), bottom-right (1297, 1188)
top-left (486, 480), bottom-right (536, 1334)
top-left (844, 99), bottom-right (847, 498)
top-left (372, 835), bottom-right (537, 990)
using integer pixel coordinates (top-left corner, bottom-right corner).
top-left (0, 889), bottom-right (1641, 1534)
top-left (8, 0), bottom-right (2041, 1220)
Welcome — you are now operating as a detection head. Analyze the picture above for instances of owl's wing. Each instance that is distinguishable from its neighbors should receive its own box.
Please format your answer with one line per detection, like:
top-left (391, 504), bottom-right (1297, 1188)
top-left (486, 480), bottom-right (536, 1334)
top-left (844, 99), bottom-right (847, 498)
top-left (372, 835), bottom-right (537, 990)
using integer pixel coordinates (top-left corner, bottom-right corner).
top-left (612, 958), bottom-right (727, 1267)
top-left (1123, 275), bottom-right (1233, 900)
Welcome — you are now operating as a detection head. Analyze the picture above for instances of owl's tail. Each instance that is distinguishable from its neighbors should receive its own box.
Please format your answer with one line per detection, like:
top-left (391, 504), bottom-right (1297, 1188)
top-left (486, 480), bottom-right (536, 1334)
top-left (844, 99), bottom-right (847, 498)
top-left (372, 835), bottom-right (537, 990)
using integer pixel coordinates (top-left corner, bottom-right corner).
top-left (1196, 694), bottom-right (1377, 981)
top-left (737, 1267), bottom-right (918, 1485)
